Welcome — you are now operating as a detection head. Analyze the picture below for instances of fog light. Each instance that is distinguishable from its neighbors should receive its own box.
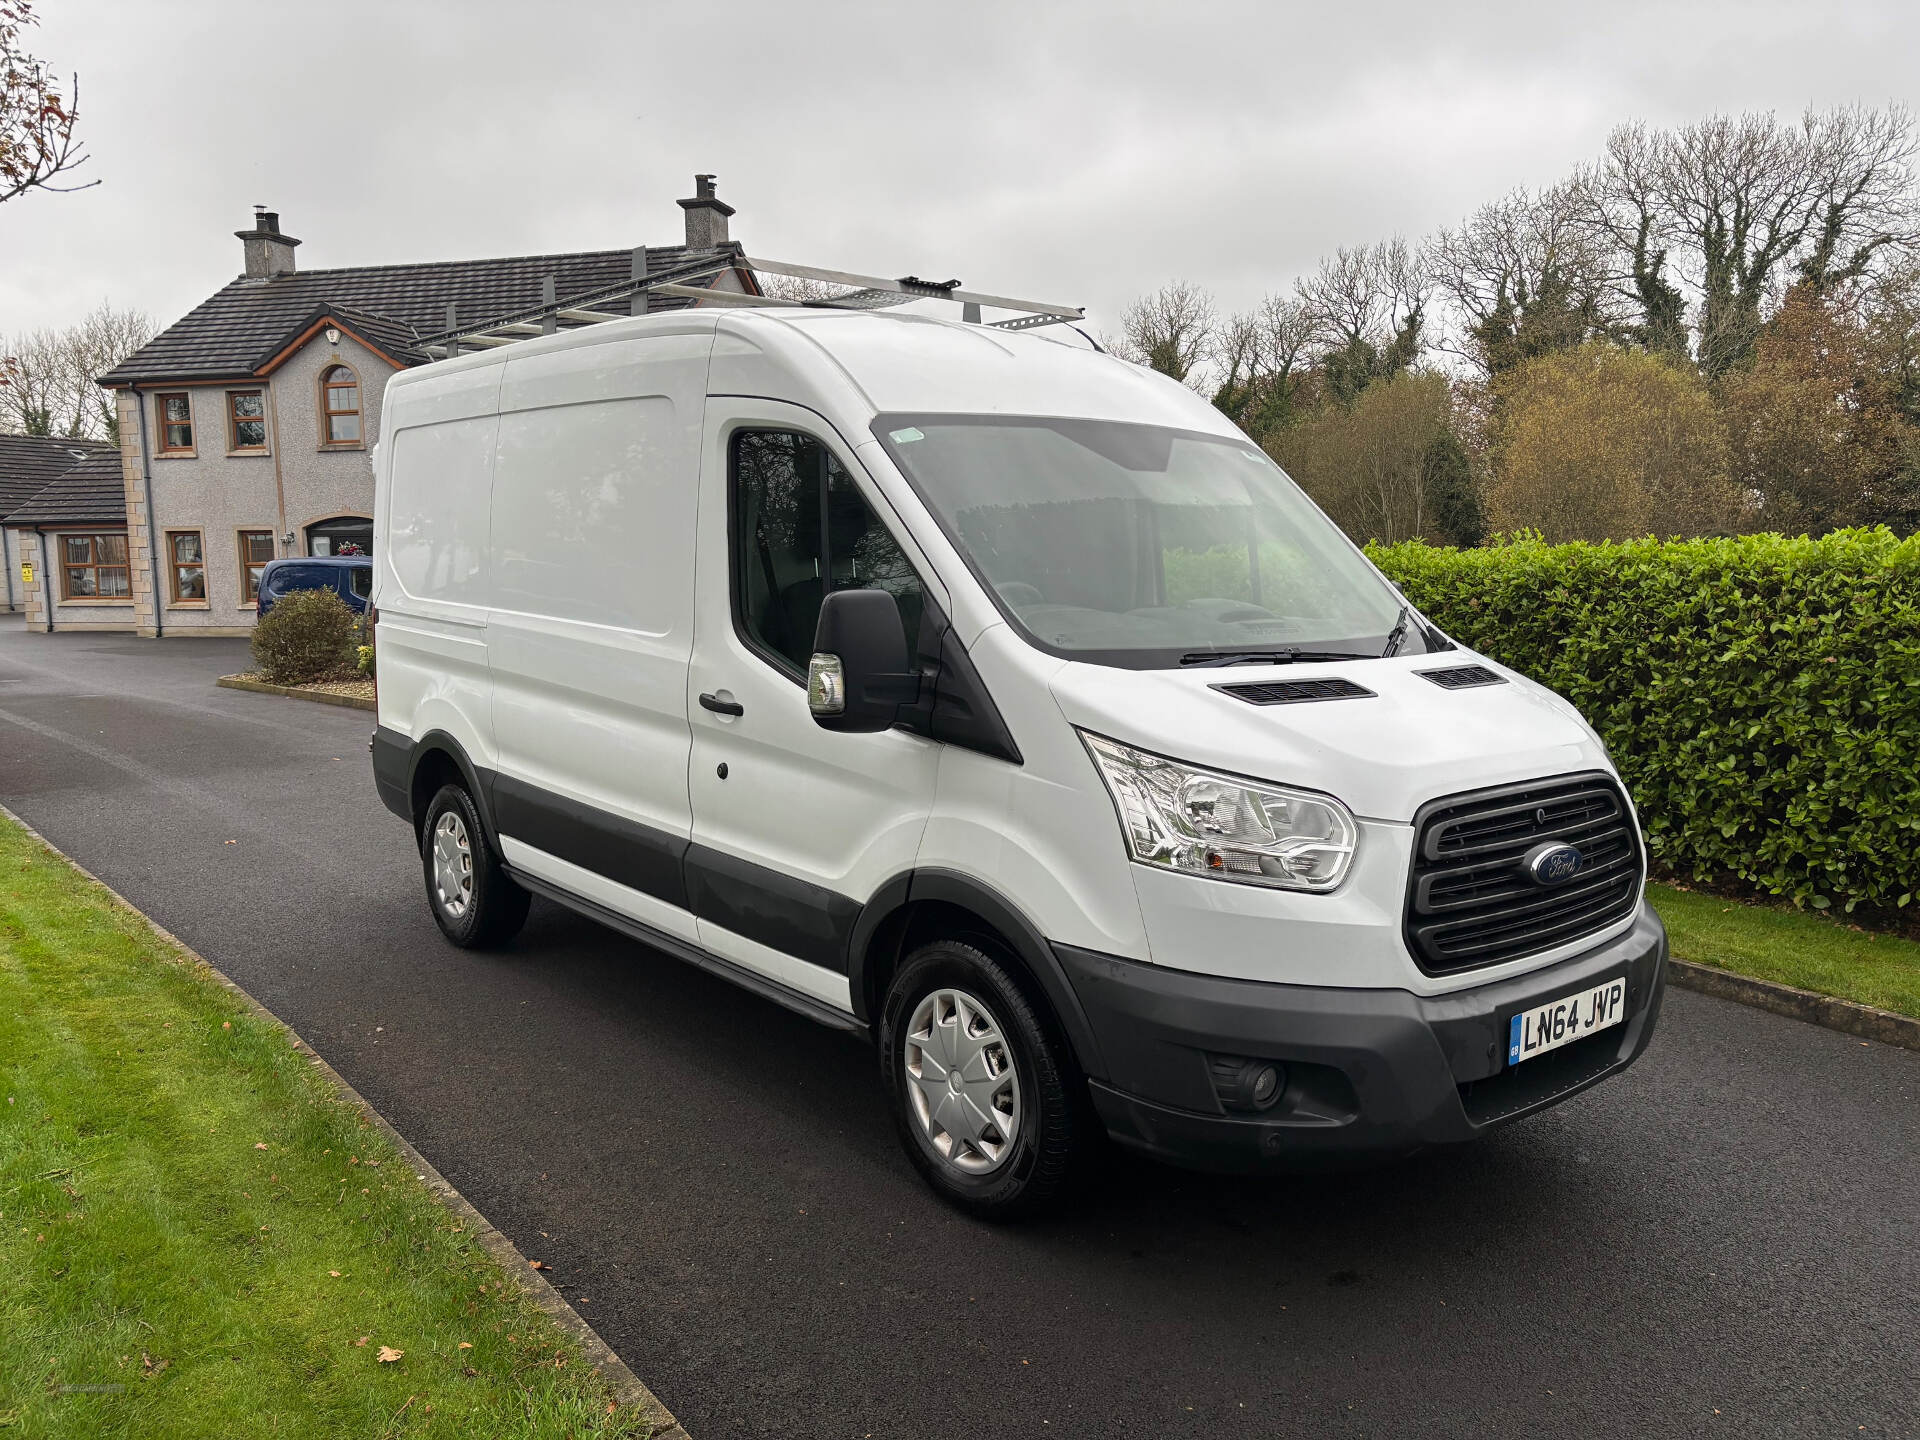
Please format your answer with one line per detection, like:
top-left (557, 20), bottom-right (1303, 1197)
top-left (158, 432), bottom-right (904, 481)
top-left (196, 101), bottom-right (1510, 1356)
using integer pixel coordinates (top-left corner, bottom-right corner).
top-left (1209, 1055), bottom-right (1285, 1113)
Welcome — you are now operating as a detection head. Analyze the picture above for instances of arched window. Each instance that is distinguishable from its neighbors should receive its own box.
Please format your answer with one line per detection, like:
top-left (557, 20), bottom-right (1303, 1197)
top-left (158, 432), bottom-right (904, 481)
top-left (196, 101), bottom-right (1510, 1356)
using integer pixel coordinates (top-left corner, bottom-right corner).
top-left (320, 364), bottom-right (361, 445)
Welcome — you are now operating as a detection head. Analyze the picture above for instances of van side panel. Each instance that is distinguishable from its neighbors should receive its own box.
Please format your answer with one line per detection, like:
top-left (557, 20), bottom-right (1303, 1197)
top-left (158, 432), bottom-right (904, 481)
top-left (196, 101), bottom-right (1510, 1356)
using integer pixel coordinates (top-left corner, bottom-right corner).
top-left (374, 363), bottom-right (503, 776)
top-left (484, 333), bottom-right (713, 945)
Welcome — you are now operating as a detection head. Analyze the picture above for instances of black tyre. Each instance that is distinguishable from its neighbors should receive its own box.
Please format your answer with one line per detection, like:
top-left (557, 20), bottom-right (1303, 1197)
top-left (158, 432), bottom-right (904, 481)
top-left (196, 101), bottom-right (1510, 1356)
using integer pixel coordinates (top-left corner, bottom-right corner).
top-left (878, 939), bottom-right (1090, 1218)
top-left (420, 783), bottom-right (530, 949)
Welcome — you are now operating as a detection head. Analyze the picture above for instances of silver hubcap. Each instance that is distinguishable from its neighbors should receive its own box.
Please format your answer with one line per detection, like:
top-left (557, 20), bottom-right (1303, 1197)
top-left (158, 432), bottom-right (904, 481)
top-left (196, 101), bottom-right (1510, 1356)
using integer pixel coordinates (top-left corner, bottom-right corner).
top-left (903, 988), bottom-right (1021, 1174)
top-left (431, 811), bottom-right (473, 919)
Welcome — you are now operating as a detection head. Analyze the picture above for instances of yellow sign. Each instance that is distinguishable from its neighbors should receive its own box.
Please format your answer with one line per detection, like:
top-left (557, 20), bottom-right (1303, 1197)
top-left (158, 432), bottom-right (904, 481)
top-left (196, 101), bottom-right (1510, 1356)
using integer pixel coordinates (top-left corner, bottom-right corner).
top-left (19, 560), bottom-right (31, 586)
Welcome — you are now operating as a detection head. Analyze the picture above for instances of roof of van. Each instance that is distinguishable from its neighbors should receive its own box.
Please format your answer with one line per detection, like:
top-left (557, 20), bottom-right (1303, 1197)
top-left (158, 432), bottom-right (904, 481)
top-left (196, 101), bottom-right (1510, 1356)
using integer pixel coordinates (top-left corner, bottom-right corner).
top-left (382, 305), bottom-right (1243, 439)
top-left (263, 555), bottom-right (371, 569)
top-left (713, 309), bottom-right (1240, 435)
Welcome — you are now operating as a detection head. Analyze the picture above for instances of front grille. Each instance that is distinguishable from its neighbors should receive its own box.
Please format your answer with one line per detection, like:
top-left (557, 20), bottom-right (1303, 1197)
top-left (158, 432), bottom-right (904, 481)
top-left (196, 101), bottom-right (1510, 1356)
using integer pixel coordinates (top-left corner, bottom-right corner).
top-left (1212, 678), bottom-right (1375, 706)
top-left (1404, 772), bottom-right (1642, 975)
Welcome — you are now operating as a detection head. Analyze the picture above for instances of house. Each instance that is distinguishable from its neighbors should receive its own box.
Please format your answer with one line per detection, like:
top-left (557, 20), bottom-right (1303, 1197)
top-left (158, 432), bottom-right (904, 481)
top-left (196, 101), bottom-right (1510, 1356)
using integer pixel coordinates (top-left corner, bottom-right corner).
top-left (0, 434), bottom-right (119, 617)
top-left (5, 174), bottom-right (755, 635)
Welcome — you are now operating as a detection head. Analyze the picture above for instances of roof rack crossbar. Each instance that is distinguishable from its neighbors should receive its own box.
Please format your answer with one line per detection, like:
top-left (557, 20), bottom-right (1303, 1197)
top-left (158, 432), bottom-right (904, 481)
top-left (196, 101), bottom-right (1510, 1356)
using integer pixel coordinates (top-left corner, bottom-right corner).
top-left (744, 257), bottom-right (1083, 320)
top-left (418, 252), bottom-right (737, 348)
top-left (424, 252), bottom-right (1086, 361)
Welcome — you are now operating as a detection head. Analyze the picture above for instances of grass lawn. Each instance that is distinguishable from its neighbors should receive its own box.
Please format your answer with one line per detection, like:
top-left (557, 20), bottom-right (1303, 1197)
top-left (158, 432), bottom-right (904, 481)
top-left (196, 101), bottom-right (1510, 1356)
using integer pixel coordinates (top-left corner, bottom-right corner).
top-left (1649, 881), bottom-right (1920, 1020)
top-left (0, 816), bottom-right (650, 1439)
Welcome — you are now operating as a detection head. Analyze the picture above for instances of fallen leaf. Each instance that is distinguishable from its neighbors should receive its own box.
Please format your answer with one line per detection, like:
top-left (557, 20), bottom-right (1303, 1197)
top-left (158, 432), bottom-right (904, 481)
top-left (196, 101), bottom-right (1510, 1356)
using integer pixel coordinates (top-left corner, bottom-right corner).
top-left (254, 1143), bottom-right (268, 1151)
top-left (222, 1022), bottom-right (231, 1030)
top-left (354, 1336), bottom-right (369, 1347)
top-left (461, 1366), bottom-right (477, 1377)
top-left (457, 1342), bottom-right (472, 1350)
top-left (529, 1260), bottom-right (548, 1271)
top-left (328, 1270), bottom-right (341, 1278)
top-left (376, 1346), bottom-right (404, 1363)
top-left (140, 1350), bottom-right (170, 1378)
top-left (607, 1400), bottom-right (619, 1414)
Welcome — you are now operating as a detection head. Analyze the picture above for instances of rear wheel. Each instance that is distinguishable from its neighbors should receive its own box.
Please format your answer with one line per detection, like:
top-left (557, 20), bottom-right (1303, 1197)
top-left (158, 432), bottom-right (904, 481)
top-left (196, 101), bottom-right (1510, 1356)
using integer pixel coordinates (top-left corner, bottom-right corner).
top-left (420, 783), bottom-right (529, 949)
top-left (879, 939), bottom-right (1090, 1218)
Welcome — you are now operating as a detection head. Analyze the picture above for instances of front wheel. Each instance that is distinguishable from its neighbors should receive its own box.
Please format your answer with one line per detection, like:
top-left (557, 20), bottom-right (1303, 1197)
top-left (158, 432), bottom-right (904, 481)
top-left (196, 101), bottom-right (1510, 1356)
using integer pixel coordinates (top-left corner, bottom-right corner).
top-left (420, 783), bottom-right (529, 949)
top-left (878, 939), bottom-right (1091, 1218)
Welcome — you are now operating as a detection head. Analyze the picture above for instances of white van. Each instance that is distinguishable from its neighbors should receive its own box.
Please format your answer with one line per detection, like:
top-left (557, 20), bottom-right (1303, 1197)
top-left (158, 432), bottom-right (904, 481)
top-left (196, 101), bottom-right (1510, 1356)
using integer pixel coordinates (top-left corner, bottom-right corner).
top-left (370, 307), bottom-right (1667, 1216)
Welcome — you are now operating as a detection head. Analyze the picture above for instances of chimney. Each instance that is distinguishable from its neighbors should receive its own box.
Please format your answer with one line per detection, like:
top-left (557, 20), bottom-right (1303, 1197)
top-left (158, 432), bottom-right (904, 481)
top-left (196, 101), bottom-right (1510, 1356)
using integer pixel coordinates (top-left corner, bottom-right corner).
top-left (677, 174), bottom-right (734, 250)
top-left (236, 206), bottom-right (301, 279)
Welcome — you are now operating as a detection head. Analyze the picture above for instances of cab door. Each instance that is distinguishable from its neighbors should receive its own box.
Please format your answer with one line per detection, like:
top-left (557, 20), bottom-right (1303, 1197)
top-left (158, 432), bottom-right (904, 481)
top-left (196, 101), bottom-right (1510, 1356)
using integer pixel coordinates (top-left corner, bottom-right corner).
top-left (684, 400), bottom-right (943, 1011)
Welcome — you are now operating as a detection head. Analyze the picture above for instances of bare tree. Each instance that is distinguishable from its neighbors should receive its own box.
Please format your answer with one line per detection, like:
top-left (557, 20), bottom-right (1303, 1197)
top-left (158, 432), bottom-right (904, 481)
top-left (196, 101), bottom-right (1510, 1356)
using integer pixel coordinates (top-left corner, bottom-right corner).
top-left (1574, 126), bottom-right (1691, 360)
top-left (1294, 238), bottom-right (1429, 405)
top-left (1429, 185), bottom-right (1614, 377)
top-left (757, 272), bottom-right (856, 304)
top-left (1119, 281), bottom-right (1215, 385)
top-left (1795, 104), bottom-right (1920, 291)
top-left (0, 0), bottom-right (93, 206)
top-left (1581, 106), bottom-right (1920, 377)
top-left (1213, 293), bottom-right (1313, 439)
top-left (0, 302), bottom-right (153, 439)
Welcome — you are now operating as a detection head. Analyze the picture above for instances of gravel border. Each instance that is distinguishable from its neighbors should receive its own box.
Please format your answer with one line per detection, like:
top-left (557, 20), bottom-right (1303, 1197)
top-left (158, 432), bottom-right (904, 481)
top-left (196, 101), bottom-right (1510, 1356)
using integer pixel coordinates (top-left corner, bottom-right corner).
top-left (217, 674), bottom-right (376, 712)
top-left (0, 802), bottom-right (689, 1440)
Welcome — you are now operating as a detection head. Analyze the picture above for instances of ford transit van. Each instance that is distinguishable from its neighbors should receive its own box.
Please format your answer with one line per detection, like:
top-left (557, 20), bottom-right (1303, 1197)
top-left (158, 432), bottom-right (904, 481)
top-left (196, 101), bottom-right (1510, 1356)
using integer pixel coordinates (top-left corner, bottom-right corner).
top-left (370, 307), bottom-right (1666, 1216)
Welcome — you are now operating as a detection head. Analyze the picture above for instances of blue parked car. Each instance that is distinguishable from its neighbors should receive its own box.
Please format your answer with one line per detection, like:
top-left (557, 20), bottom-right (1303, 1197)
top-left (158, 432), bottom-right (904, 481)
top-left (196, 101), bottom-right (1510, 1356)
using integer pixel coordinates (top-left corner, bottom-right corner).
top-left (255, 556), bottom-right (373, 617)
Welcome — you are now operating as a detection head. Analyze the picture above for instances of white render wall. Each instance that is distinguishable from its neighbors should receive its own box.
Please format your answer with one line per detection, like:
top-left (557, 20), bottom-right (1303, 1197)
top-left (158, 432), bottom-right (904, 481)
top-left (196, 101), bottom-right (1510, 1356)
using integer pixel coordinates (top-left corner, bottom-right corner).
top-left (115, 329), bottom-right (395, 636)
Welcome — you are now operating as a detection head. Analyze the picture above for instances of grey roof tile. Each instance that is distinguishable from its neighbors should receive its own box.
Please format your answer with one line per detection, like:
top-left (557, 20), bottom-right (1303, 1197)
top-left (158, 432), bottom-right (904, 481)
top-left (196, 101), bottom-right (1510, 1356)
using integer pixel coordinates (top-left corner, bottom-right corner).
top-left (0, 434), bottom-right (118, 515)
top-left (99, 244), bottom-right (746, 386)
top-left (4, 448), bottom-right (127, 527)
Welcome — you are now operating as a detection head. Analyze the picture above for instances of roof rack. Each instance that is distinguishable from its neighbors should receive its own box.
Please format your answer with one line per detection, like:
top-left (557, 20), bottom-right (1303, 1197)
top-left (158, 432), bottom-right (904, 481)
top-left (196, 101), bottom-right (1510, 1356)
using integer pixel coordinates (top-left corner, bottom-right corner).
top-left (419, 255), bottom-right (1085, 360)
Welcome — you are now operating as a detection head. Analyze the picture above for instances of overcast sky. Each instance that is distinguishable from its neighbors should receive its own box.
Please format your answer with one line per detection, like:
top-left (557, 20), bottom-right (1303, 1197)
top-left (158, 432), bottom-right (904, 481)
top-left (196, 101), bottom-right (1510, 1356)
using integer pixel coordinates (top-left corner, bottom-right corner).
top-left (4, 1), bottom-right (1920, 342)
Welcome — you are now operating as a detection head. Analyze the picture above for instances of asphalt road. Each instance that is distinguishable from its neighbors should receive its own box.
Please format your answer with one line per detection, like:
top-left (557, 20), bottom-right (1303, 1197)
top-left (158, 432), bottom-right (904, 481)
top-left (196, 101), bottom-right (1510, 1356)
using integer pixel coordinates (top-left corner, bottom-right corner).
top-left (2, 625), bottom-right (1916, 1440)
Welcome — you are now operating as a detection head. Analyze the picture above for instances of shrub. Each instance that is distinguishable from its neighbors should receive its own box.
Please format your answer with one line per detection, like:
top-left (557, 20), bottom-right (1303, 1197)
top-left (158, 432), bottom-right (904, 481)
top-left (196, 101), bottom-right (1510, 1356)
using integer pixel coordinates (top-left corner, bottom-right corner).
top-left (1486, 343), bottom-right (1744, 541)
top-left (250, 589), bottom-right (358, 686)
top-left (1371, 528), bottom-right (1920, 914)
top-left (1268, 370), bottom-right (1454, 544)
top-left (356, 644), bottom-right (375, 679)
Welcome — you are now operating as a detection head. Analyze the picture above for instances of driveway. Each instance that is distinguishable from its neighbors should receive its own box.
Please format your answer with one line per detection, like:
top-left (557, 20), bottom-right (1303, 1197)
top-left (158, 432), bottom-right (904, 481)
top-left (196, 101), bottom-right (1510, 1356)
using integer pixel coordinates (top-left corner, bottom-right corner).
top-left (1, 625), bottom-right (1915, 1439)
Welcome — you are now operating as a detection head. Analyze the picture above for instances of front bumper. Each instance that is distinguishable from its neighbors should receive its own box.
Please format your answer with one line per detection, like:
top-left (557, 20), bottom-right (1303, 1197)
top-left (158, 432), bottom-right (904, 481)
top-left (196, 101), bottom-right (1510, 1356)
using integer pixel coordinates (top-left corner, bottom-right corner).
top-left (1058, 900), bottom-right (1667, 1172)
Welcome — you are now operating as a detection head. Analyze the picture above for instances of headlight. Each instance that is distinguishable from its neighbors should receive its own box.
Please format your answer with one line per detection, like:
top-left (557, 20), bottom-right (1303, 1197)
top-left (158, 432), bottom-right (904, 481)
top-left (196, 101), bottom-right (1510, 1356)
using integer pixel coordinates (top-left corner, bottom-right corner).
top-left (1079, 732), bottom-right (1357, 892)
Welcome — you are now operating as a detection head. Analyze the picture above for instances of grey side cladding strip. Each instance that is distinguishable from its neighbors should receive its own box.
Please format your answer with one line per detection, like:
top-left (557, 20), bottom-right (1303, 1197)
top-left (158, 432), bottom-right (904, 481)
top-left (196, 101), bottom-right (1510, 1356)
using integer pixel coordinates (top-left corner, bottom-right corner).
top-left (684, 843), bottom-right (860, 974)
top-left (394, 739), bottom-right (862, 977)
top-left (492, 774), bottom-right (692, 912)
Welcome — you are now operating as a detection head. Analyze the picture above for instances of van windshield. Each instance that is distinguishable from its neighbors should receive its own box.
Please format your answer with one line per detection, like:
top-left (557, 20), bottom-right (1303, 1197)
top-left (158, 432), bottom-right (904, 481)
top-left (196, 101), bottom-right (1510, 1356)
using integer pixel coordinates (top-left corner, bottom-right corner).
top-left (872, 414), bottom-right (1437, 668)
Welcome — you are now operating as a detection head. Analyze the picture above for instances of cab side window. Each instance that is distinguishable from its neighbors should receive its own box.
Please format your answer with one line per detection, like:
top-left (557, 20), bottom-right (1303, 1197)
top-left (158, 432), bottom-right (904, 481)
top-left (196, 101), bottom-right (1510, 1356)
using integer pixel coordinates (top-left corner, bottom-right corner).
top-left (731, 429), bottom-right (924, 677)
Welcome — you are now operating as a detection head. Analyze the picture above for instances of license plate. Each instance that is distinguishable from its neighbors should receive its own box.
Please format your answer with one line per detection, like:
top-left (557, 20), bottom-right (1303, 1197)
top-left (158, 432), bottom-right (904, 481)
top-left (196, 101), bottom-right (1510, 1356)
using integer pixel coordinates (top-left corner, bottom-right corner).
top-left (1507, 977), bottom-right (1627, 1066)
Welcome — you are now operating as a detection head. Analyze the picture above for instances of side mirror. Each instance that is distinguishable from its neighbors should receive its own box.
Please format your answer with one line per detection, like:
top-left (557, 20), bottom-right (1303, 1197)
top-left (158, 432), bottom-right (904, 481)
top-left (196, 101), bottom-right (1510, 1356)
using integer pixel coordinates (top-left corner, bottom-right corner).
top-left (809, 588), bottom-right (919, 732)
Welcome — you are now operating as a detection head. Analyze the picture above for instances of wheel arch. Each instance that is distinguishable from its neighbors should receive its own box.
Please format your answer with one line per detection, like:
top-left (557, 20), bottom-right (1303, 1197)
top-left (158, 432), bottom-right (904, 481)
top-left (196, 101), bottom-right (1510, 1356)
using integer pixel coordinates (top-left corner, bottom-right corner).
top-left (849, 868), bottom-right (1108, 1083)
top-left (403, 729), bottom-right (501, 854)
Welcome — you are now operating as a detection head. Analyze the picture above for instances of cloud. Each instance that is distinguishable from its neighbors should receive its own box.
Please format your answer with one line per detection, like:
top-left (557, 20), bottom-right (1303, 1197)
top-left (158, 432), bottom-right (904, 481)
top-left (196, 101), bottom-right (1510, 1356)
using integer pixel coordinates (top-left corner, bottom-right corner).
top-left (4, 0), bottom-right (1918, 337)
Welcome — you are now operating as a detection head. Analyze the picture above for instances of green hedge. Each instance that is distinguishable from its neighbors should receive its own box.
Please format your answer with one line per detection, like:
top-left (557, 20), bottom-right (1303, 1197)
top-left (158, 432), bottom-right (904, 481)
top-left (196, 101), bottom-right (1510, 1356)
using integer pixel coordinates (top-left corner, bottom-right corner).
top-left (1369, 529), bottom-right (1920, 914)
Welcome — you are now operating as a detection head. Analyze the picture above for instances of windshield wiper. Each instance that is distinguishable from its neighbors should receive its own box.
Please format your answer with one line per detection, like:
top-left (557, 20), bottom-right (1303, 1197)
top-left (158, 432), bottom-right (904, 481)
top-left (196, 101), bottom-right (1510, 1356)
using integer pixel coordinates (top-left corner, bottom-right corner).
top-left (1382, 604), bottom-right (1411, 658)
top-left (1178, 648), bottom-right (1375, 667)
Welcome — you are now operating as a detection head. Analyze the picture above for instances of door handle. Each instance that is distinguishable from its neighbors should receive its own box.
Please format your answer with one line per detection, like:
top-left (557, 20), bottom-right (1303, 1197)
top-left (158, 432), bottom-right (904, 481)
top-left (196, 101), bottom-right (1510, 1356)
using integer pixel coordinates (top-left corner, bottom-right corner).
top-left (698, 692), bottom-right (744, 717)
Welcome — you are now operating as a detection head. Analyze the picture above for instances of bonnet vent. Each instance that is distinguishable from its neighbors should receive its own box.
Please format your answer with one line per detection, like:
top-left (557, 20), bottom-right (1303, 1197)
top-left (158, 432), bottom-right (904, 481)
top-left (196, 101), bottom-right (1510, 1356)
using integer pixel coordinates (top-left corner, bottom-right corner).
top-left (1213, 678), bottom-right (1375, 706)
top-left (1417, 665), bottom-right (1506, 690)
